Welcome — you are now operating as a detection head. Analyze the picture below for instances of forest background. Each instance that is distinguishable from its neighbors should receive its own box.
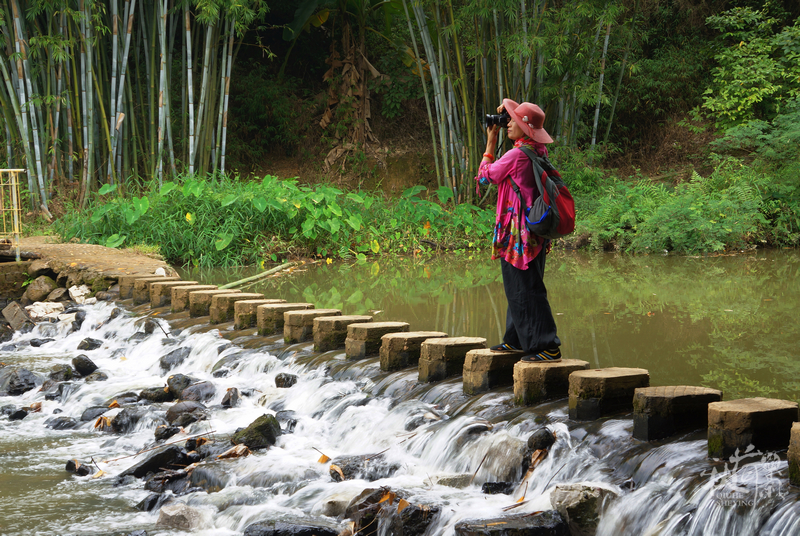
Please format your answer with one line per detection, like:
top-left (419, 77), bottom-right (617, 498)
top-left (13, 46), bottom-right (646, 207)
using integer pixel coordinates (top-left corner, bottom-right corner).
top-left (0, 0), bottom-right (798, 267)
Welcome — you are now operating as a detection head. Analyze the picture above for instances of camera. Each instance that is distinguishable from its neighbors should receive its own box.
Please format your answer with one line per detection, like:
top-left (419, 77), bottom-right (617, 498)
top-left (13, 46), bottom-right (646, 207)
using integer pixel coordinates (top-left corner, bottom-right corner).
top-left (484, 110), bottom-right (510, 128)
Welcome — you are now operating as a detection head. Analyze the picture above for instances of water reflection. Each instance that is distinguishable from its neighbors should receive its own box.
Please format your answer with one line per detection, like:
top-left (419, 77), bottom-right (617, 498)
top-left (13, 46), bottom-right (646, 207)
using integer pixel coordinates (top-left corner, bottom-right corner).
top-left (179, 250), bottom-right (800, 401)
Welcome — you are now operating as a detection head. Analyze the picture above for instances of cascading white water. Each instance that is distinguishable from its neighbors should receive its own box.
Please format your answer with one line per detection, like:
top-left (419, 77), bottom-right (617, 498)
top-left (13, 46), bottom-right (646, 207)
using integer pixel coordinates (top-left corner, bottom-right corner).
top-left (1, 300), bottom-right (798, 535)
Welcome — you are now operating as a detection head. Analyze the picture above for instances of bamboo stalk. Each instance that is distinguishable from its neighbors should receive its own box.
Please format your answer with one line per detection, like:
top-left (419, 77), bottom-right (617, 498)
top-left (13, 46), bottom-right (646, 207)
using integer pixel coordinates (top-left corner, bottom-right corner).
top-left (155, 0), bottom-right (167, 184)
top-left (220, 18), bottom-right (235, 174)
top-left (590, 22), bottom-right (611, 162)
top-left (106, 0), bottom-right (119, 184)
top-left (193, 24), bottom-right (213, 170)
top-left (185, 5), bottom-right (195, 174)
top-left (219, 262), bottom-right (300, 290)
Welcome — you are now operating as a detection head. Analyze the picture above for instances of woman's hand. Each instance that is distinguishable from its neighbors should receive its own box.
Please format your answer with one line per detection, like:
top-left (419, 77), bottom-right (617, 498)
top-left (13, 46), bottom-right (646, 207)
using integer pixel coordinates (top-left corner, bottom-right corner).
top-left (486, 124), bottom-right (499, 143)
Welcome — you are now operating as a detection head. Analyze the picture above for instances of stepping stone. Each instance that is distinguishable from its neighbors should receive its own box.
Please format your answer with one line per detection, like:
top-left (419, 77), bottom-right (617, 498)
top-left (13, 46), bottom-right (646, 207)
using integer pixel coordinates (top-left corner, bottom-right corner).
top-left (313, 315), bottom-right (374, 352)
top-left (256, 303), bottom-right (314, 336)
top-left (189, 289), bottom-right (241, 317)
top-left (568, 367), bottom-right (650, 421)
top-left (379, 331), bottom-right (449, 371)
top-left (284, 309), bottom-right (341, 343)
top-left (345, 322), bottom-right (410, 359)
top-left (209, 293), bottom-right (265, 324)
top-left (633, 386), bottom-right (722, 441)
top-left (171, 285), bottom-right (218, 312)
top-left (418, 337), bottom-right (486, 383)
top-left (708, 397), bottom-right (799, 458)
top-left (132, 276), bottom-right (179, 304)
top-left (514, 359), bottom-right (590, 405)
top-left (454, 511), bottom-right (568, 535)
top-left (234, 299), bottom-right (287, 329)
top-left (118, 274), bottom-right (157, 299)
top-left (789, 423), bottom-right (800, 486)
top-left (151, 281), bottom-right (199, 308)
top-left (463, 349), bottom-right (519, 395)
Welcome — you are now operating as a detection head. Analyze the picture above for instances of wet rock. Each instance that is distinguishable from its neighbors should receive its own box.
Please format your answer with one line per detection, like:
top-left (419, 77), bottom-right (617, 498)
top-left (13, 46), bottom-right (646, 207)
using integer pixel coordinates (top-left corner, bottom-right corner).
top-left (80, 406), bottom-right (110, 422)
top-left (221, 387), bottom-right (241, 408)
top-left (43, 381), bottom-right (76, 402)
top-left (48, 364), bottom-right (74, 381)
top-left (0, 404), bottom-right (16, 416)
top-left (77, 337), bottom-right (103, 351)
top-left (140, 386), bottom-right (173, 403)
top-left (243, 516), bottom-right (345, 536)
top-left (550, 484), bottom-right (618, 536)
top-left (123, 531), bottom-right (147, 536)
top-left (190, 464), bottom-right (231, 493)
top-left (145, 469), bottom-right (192, 494)
top-left (9, 408), bottom-right (28, 420)
top-left (155, 425), bottom-right (181, 441)
top-left (24, 276), bottom-right (58, 302)
top-left (128, 332), bottom-right (149, 343)
top-left (46, 288), bottom-right (71, 303)
top-left (45, 416), bottom-right (79, 430)
top-left (231, 414), bottom-right (281, 450)
top-left (111, 407), bottom-right (147, 434)
top-left (379, 500), bottom-right (442, 536)
top-left (455, 511), bottom-right (569, 536)
top-left (156, 502), bottom-right (204, 530)
top-left (108, 308), bottom-right (122, 321)
top-left (3, 302), bottom-right (35, 332)
top-left (118, 445), bottom-right (189, 480)
top-left (197, 441), bottom-right (231, 460)
top-left (329, 453), bottom-right (400, 482)
top-left (165, 400), bottom-right (208, 425)
top-left (136, 492), bottom-right (169, 512)
top-left (0, 324), bottom-right (13, 343)
top-left (344, 487), bottom-right (389, 534)
top-left (143, 319), bottom-right (159, 335)
top-left (70, 354), bottom-right (97, 377)
top-left (160, 347), bottom-right (192, 371)
top-left (0, 366), bottom-right (40, 396)
top-left (107, 391), bottom-right (139, 406)
top-left (481, 482), bottom-right (516, 495)
top-left (434, 474), bottom-right (473, 489)
top-left (181, 381), bottom-right (216, 402)
top-left (73, 310), bottom-right (87, 327)
top-left (275, 410), bottom-right (297, 433)
top-left (275, 373), bottom-right (298, 389)
top-left (84, 371), bottom-right (108, 382)
top-left (528, 428), bottom-right (556, 451)
top-left (30, 338), bottom-right (55, 348)
top-left (65, 459), bottom-right (95, 476)
top-left (94, 290), bottom-right (115, 301)
top-left (166, 373), bottom-right (196, 399)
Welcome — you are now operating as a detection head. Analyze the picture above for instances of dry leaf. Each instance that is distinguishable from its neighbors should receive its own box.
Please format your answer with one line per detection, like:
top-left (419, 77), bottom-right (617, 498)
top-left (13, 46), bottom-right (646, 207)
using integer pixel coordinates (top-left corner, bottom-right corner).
top-left (92, 469), bottom-right (106, 479)
top-left (487, 522), bottom-right (507, 526)
top-left (108, 400), bottom-right (120, 409)
top-left (29, 402), bottom-right (42, 412)
top-left (397, 499), bottom-right (410, 513)
top-left (318, 454), bottom-right (331, 464)
top-left (330, 464), bottom-right (345, 481)
top-left (163, 385), bottom-right (170, 392)
top-left (378, 491), bottom-right (396, 505)
top-left (196, 437), bottom-right (207, 447)
top-left (94, 416), bottom-right (112, 430)
top-left (120, 356), bottom-right (127, 361)
top-left (217, 444), bottom-right (251, 459)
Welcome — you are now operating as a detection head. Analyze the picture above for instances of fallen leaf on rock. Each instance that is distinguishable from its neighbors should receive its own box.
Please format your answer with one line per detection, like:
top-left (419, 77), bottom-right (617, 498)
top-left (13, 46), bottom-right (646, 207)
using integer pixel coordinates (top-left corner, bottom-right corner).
top-left (330, 464), bottom-right (345, 481)
top-left (29, 402), bottom-right (42, 412)
top-left (379, 491), bottom-right (396, 505)
top-left (92, 470), bottom-right (106, 478)
top-left (94, 416), bottom-right (112, 430)
top-left (108, 400), bottom-right (120, 408)
top-left (196, 437), bottom-right (207, 447)
top-left (318, 454), bottom-right (331, 463)
top-left (217, 444), bottom-right (251, 459)
top-left (397, 499), bottom-right (410, 513)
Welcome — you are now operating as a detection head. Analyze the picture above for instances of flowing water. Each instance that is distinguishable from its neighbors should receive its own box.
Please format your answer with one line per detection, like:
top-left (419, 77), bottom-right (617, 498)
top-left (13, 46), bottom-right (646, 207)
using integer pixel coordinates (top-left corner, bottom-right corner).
top-left (0, 251), bottom-right (798, 535)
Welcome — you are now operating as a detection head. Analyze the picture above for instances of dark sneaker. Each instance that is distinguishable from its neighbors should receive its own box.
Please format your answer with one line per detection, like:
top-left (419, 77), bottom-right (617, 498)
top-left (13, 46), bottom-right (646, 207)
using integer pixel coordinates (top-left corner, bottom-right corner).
top-left (520, 348), bottom-right (562, 363)
top-left (490, 342), bottom-right (524, 353)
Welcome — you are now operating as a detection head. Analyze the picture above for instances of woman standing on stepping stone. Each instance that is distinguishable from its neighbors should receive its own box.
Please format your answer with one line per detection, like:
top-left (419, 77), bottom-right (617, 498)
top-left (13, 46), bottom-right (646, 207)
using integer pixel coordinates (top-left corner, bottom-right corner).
top-left (475, 99), bottom-right (562, 363)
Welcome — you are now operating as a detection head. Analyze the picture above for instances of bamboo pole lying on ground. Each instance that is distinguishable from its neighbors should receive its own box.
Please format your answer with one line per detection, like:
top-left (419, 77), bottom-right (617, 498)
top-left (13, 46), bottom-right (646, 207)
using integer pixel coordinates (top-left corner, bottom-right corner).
top-left (218, 261), bottom-right (301, 290)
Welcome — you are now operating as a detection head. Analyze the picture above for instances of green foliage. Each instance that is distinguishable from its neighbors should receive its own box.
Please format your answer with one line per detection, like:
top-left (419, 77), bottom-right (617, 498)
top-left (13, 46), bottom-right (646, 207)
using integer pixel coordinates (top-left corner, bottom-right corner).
top-left (56, 174), bottom-right (495, 267)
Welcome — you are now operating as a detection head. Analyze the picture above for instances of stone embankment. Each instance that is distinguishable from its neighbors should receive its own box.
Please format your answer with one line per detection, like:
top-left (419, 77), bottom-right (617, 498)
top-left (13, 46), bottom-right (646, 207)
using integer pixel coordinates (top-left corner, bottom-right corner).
top-left (2, 239), bottom-right (799, 536)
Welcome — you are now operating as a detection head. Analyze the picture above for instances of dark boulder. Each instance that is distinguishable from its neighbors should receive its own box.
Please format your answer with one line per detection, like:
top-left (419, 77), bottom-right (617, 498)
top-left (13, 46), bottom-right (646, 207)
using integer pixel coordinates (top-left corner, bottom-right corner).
top-left (94, 291), bottom-right (115, 301)
top-left (154, 425), bottom-right (181, 441)
top-left (74, 310), bottom-right (87, 328)
top-left (0, 404), bottom-right (16, 416)
top-left (111, 407), bottom-right (147, 434)
top-left (197, 441), bottom-right (231, 460)
top-left (329, 453), bottom-right (400, 482)
top-left (275, 410), bottom-right (298, 433)
top-left (117, 445), bottom-right (188, 480)
top-left (136, 492), bottom-right (168, 512)
top-left (106, 392), bottom-right (139, 406)
top-left (231, 414), bottom-right (281, 450)
top-left (181, 381), bottom-right (216, 402)
top-left (139, 386), bottom-right (174, 403)
top-left (48, 364), bottom-right (74, 382)
top-left (43, 382), bottom-right (76, 402)
top-left (72, 354), bottom-right (98, 376)
top-left (0, 324), bottom-right (13, 343)
top-left (128, 332), bottom-right (149, 343)
top-left (66, 459), bottom-right (95, 476)
top-left (23, 275), bottom-right (57, 302)
top-left (190, 464), bottom-right (231, 493)
top-left (124, 531), bottom-right (148, 536)
top-left (80, 406), bottom-right (110, 422)
top-left (143, 319), bottom-right (159, 334)
top-left (46, 288), bottom-right (70, 302)
top-left (160, 347), bottom-right (191, 371)
top-left (108, 308), bottom-right (122, 321)
top-left (482, 482), bottom-right (516, 495)
top-left (165, 400), bottom-right (208, 425)
top-left (45, 416), bottom-right (79, 430)
top-left (84, 371), bottom-right (108, 382)
top-left (221, 387), bottom-right (241, 408)
top-left (275, 373), bottom-right (298, 388)
top-left (30, 338), bottom-right (55, 347)
top-left (77, 337), bottom-right (103, 351)
top-left (9, 408), bottom-right (28, 420)
top-left (144, 469), bottom-right (192, 494)
top-left (166, 374), bottom-right (196, 399)
top-left (454, 511), bottom-right (569, 536)
top-left (528, 428), bottom-right (556, 451)
top-left (243, 516), bottom-right (345, 536)
top-left (0, 366), bottom-right (40, 396)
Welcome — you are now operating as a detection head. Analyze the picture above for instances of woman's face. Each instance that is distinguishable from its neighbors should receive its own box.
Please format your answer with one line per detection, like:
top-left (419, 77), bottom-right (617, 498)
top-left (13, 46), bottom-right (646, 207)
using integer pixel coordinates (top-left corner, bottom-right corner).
top-left (507, 118), bottom-right (525, 140)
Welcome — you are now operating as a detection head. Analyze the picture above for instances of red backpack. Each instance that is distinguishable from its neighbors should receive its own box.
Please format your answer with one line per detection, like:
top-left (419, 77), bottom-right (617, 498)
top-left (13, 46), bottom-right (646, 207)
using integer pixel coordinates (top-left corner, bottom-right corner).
top-left (509, 147), bottom-right (576, 240)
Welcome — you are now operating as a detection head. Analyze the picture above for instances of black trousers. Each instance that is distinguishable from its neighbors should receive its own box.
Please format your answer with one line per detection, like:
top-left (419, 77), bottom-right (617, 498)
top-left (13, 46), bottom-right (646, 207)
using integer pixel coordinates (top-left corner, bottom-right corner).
top-left (501, 252), bottom-right (560, 354)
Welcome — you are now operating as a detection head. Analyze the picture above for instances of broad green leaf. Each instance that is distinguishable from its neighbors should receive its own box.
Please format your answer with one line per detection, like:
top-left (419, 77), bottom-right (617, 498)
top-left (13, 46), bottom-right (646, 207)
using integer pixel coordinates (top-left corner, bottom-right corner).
top-left (402, 185), bottom-right (427, 199)
top-left (132, 196), bottom-right (149, 215)
top-left (253, 197), bottom-right (268, 212)
top-left (159, 182), bottom-right (178, 196)
top-left (215, 233), bottom-right (234, 251)
top-left (346, 214), bottom-right (363, 231)
top-left (328, 202), bottom-right (342, 217)
top-left (98, 183), bottom-right (116, 195)
top-left (125, 207), bottom-right (139, 225)
top-left (221, 194), bottom-right (238, 207)
top-left (371, 240), bottom-right (380, 254)
top-left (346, 192), bottom-right (365, 204)
top-left (105, 234), bottom-right (126, 248)
top-left (267, 198), bottom-right (283, 210)
top-left (436, 185), bottom-right (455, 203)
top-left (356, 253), bottom-right (367, 264)
top-left (328, 218), bottom-right (340, 234)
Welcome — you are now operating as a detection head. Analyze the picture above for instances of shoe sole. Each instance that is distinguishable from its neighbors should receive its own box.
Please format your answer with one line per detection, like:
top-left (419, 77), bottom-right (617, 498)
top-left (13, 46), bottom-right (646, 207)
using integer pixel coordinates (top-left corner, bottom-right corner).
top-left (520, 355), bottom-right (562, 363)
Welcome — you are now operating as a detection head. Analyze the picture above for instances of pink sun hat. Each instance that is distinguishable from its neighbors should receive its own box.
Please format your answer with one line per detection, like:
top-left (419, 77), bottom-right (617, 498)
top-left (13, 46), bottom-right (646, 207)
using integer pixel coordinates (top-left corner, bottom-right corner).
top-left (503, 98), bottom-right (553, 144)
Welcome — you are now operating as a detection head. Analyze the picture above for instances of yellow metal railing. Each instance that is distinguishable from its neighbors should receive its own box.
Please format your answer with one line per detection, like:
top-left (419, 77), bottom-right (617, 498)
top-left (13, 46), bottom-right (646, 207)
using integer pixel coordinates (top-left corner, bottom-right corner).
top-left (0, 169), bottom-right (23, 262)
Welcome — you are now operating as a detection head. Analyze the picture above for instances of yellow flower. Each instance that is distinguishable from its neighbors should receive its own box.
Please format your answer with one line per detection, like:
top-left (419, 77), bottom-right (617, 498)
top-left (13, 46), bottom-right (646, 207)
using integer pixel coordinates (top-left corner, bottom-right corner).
top-left (186, 212), bottom-right (194, 223)
top-left (326, 258), bottom-right (332, 265)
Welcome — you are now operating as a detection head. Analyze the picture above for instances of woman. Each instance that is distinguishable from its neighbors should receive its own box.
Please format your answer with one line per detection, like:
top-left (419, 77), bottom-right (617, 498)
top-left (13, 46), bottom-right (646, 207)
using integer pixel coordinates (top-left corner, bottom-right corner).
top-left (475, 99), bottom-right (561, 363)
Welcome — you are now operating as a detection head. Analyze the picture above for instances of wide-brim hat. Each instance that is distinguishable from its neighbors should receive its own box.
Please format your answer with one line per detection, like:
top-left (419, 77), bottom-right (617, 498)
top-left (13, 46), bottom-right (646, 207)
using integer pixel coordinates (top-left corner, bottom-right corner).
top-left (503, 98), bottom-right (553, 144)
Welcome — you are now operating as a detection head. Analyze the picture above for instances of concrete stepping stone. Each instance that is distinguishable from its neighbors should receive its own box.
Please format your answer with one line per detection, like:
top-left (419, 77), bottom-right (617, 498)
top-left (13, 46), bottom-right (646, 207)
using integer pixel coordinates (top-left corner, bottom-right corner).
top-left (284, 309), bottom-right (341, 343)
top-left (234, 299), bottom-right (287, 329)
top-left (151, 281), bottom-right (199, 308)
top-left (345, 321), bottom-right (410, 359)
top-left (118, 274), bottom-right (159, 299)
top-left (171, 285), bottom-right (217, 312)
top-left (568, 367), bottom-right (650, 420)
top-left (708, 397), bottom-right (799, 458)
top-left (418, 337), bottom-right (486, 383)
top-left (379, 331), bottom-right (448, 371)
top-left (132, 276), bottom-right (179, 304)
top-left (313, 315), bottom-right (374, 352)
top-left (789, 423), bottom-right (800, 486)
top-left (633, 385), bottom-right (722, 441)
top-left (462, 349), bottom-right (519, 395)
top-left (189, 289), bottom-right (241, 317)
top-left (209, 293), bottom-right (265, 324)
top-left (514, 359), bottom-right (590, 406)
top-left (257, 303), bottom-right (314, 336)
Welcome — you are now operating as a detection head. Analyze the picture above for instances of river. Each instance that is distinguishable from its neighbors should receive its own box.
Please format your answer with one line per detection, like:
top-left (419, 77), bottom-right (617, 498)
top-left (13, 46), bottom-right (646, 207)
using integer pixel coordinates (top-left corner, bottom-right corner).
top-left (0, 250), bottom-right (797, 535)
